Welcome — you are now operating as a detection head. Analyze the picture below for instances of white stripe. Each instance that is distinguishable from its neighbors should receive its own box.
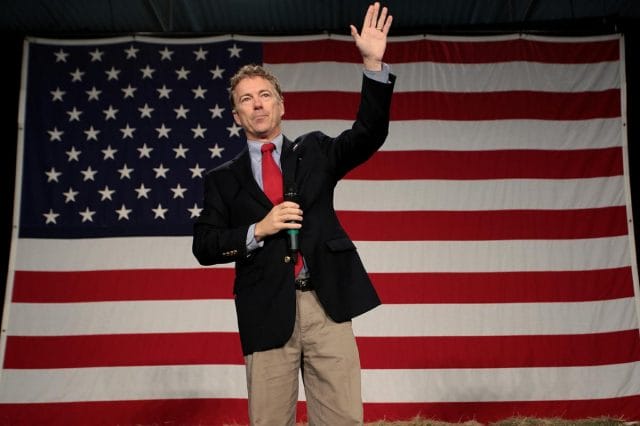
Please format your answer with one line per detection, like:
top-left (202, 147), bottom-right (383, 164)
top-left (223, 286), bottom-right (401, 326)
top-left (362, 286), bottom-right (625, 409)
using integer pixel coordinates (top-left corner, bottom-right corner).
top-left (0, 365), bottom-right (248, 403)
top-left (6, 296), bottom-right (635, 337)
top-left (7, 300), bottom-right (238, 336)
top-left (353, 298), bottom-right (639, 337)
top-left (362, 362), bottom-right (640, 403)
top-left (357, 237), bottom-right (630, 273)
top-left (335, 177), bottom-right (625, 211)
top-left (283, 118), bottom-right (622, 151)
top-left (268, 61), bottom-right (620, 93)
top-left (15, 235), bottom-right (629, 273)
top-left (1, 362), bottom-right (637, 404)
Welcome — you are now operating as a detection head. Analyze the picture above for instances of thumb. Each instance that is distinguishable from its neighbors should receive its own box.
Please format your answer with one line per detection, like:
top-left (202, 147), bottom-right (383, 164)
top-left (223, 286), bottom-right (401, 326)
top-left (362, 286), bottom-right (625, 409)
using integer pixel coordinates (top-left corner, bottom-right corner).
top-left (350, 25), bottom-right (359, 40)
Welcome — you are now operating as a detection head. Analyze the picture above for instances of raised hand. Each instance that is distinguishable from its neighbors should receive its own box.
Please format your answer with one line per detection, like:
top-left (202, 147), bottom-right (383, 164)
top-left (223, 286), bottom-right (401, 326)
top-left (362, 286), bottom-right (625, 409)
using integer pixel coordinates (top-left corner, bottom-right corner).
top-left (350, 2), bottom-right (393, 71)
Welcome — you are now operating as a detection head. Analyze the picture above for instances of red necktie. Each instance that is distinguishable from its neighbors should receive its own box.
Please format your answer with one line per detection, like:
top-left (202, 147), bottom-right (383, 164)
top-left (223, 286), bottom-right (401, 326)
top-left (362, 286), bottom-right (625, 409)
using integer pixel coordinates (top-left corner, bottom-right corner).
top-left (261, 143), bottom-right (303, 277)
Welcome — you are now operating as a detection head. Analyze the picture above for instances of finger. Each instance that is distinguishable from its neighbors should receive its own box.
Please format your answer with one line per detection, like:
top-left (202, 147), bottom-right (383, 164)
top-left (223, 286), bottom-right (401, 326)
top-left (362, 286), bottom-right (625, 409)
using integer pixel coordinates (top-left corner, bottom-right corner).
top-left (382, 14), bottom-right (393, 34)
top-left (376, 6), bottom-right (388, 30)
top-left (363, 3), bottom-right (375, 29)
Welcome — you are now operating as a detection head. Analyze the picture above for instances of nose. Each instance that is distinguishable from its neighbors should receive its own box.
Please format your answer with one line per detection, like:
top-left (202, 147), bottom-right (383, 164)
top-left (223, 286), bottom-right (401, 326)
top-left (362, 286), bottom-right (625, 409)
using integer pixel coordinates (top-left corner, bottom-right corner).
top-left (252, 96), bottom-right (263, 109)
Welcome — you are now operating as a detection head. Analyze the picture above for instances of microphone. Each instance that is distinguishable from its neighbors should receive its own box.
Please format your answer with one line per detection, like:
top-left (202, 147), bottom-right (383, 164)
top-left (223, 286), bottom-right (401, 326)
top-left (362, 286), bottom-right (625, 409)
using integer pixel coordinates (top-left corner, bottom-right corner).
top-left (283, 183), bottom-right (300, 262)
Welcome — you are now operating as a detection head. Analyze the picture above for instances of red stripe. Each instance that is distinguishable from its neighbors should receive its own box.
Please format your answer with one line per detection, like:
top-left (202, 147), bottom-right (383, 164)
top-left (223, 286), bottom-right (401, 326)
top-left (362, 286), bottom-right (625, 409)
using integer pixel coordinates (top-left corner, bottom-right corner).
top-left (0, 395), bottom-right (638, 425)
top-left (339, 207), bottom-right (629, 241)
top-left (264, 38), bottom-right (619, 64)
top-left (346, 147), bottom-right (623, 180)
top-left (3, 333), bottom-right (244, 368)
top-left (372, 268), bottom-right (635, 304)
top-left (357, 330), bottom-right (640, 369)
top-left (364, 396), bottom-right (640, 423)
top-left (12, 268), bottom-right (235, 303)
top-left (12, 266), bottom-right (634, 304)
top-left (284, 90), bottom-right (621, 120)
top-left (5, 330), bottom-right (639, 369)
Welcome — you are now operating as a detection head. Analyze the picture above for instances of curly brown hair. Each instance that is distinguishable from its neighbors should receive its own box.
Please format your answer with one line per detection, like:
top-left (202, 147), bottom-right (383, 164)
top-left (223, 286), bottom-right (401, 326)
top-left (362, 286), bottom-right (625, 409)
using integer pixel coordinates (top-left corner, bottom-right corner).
top-left (228, 64), bottom-right (284, 110)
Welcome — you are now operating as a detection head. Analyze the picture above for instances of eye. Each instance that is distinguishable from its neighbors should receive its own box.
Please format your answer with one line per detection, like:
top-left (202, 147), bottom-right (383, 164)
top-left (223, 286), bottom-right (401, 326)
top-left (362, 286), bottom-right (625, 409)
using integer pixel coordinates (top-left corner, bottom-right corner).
top-left (260, 92), bottom-right (272, 99)
top-left (239, 95), bottom-right (252, 104)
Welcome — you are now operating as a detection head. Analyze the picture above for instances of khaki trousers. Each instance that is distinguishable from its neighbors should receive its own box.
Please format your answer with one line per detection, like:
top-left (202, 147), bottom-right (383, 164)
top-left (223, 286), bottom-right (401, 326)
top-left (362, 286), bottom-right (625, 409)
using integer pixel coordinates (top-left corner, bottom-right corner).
top-left (244, 290), bottom-right (363, 426)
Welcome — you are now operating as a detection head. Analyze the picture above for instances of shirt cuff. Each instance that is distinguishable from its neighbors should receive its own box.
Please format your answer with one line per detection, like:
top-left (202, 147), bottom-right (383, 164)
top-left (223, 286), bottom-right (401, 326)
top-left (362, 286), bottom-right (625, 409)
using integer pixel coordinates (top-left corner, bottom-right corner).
top-left (246, 223), bottom-right (264, 251)
top-left (363, 62), bottom-right (391, 84)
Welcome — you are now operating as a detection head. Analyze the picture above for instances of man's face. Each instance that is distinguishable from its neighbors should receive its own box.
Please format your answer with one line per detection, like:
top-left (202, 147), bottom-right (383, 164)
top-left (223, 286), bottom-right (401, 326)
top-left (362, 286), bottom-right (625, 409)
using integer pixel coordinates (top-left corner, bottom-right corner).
top-left (232, 76), bottom-right (285, 142)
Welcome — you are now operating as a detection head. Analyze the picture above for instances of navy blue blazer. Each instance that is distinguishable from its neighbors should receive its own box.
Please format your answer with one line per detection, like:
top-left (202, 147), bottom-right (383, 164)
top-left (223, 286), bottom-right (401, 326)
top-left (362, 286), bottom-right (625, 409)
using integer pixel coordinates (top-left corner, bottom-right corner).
top-left (193, 74), bottom-right (396, 355)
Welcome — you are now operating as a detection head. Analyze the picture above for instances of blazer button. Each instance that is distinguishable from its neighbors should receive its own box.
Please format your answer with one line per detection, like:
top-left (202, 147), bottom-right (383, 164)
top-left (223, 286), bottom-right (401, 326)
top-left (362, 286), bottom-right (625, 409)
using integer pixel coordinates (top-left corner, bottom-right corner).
top-left (284, 255), bottom-right (292, 263)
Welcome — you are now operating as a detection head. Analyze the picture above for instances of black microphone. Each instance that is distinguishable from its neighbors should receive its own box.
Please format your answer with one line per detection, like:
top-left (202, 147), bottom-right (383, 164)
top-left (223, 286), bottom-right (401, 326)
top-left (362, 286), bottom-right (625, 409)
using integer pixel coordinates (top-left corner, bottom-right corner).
top-left (283, 183), bottom-right (300, 262)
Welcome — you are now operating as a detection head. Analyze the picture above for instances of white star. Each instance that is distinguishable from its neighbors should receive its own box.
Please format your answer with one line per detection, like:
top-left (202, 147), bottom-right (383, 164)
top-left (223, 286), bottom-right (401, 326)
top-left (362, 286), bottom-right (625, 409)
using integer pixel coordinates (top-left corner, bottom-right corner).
top-left (54, 49), bottom-right (69, 63)
top-left (122, 84), bottom-right (137, 99)
top-left (153, 163), bottom-right (170, 178)
top-left (155, 123), bottom-right (171, 139)
top-left (137, 143), bottom-right (154, 159)
top-left (173, 144), bottom-right (189, 159)
top-left (159, 47), bottom-right (174, 61)
top-left (67, 107), bottom-right (83, 122)
top-left (48, 127), bottom-right (64, 141)
top-left (194, 47), bottom-right (208, 60)
top-left (157, 84), bottom-right (172, 99)
top-left (118, 164), bottom-right (134, 179)
top-left (79, 207), bottom-right (96, 223)
top-left (84, 126), bottom-right (100, 141)
top-left (80, 166), bottom-right (98, 181)
top-left (115, 204), bottom-right (132, 220)
top-left (103, 105), bottom-right (118, 120)
top-left (135, 183), bottom-right (152, 199)
top-left (86, 86), bottom-right (102, 101)
top-left (210, 65), bottom-right (225, 79)
top-left (89, 48), bottom-right (104, 62)
top-left (124, 45), bottom-right (139, 59)
top-left (43, 209), bottom-right (60, 224)
top-left (138, 103), bottom-right (154, 118)
top-left (152, 203), bottom-right (168, 219)
top-left (209, 104), bottom-right (225, 119)
top-left (228, 43), bottom-right (242, 58)
top-left (62, 187), bottom-right (79, 203)
top-left (227, 122), bottom-right (242, 137)
top-left (170, 183), bottom-right (188, 199)
top-left (45, 167), bottom-right (61, 182)
top-left (65, 146), bottom-right (81, 162)
top-left (188, 203), bottom-right (203, 218)
top-left (120, 123), bottom-right (136, 139)
top-left (101, 145), bottom-right (118, 160)
top-left (140, 64), bottom-right (155, 79)
top-left (50, 87), bottom-right (65, 102)
top-left (98, 185), bottom-right (115, 201)
top-left (189, 163), bottom-right (206, 178)
top-left (192, 85), bottom-right (207, 99)
top-left (175, 66), bottom-right (190, 80)
top-left (105, 66), bottom-right (121, 81)
top-left (70, 68), bottom-right (85, 82)
top-left (174, 104), bottom-right (189, 119)
top-left (209, 143), bottom-right (225, 158)
top-left (191, 123), bottom-right (207, 139)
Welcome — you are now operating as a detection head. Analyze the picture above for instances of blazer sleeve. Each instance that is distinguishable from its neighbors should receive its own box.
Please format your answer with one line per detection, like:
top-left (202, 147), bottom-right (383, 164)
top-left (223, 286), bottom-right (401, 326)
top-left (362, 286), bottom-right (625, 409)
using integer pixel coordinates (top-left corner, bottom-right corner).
top-left (192, 168), bottom-right (250, 266)
top-left (324, 73), bottom-right (396, 179)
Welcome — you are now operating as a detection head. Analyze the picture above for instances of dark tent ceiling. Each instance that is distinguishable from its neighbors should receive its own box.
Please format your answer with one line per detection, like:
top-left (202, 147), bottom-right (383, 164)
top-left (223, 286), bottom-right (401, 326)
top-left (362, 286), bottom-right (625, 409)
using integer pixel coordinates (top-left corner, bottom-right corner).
top-left (2, 0), bottom-right (640, 36)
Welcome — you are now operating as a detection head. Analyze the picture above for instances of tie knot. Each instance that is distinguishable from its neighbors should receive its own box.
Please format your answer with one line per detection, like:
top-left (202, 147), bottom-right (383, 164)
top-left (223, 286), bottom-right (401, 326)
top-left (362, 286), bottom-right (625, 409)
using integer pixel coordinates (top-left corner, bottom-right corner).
top-left (261, 142), bottom-right (275, 154)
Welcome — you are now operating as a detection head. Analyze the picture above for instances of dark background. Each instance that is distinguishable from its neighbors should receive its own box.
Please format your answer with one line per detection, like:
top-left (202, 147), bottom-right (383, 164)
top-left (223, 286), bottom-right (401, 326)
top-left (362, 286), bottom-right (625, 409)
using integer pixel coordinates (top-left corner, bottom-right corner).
top-left (2, 0), bottom-right (640, 315)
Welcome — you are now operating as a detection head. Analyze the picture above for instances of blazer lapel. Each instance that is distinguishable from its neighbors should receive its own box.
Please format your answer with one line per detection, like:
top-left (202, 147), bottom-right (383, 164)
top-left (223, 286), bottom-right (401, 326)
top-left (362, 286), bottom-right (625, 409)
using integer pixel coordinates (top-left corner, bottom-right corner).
top-left (230, 148), bottom-right (273, 210)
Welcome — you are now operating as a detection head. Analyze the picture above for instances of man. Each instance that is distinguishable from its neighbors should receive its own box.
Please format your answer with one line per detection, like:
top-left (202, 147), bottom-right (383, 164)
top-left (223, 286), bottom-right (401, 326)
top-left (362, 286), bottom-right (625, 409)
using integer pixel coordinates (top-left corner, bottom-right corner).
top-left (192, 3), bottom-right (394, 424)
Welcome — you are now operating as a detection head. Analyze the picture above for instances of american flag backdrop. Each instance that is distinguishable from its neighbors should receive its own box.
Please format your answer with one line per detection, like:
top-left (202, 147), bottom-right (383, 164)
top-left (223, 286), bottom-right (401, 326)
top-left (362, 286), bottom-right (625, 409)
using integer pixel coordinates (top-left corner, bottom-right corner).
top-left (1, 33), bottom-right (639, 425)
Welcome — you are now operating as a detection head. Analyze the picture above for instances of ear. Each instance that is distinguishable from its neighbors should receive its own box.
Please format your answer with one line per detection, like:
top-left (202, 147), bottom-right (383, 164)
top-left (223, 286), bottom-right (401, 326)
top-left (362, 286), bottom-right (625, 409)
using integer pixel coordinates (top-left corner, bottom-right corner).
top-left (232, 110), bottom-right (241, 125)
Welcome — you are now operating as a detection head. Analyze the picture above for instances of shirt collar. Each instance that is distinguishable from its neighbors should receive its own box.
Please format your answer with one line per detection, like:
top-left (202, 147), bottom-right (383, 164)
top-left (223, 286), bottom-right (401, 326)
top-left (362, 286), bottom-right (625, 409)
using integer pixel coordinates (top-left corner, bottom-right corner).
top-left (247, 134), bottom-right (284, 157)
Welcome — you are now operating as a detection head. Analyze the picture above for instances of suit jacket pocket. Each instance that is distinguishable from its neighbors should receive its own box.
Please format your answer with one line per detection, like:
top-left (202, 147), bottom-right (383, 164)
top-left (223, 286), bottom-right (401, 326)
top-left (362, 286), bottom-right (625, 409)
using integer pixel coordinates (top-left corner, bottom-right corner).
top-left (325, 237), bottom-right (357, 252)
top-left (233, 266), bottom-right (263, 295)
